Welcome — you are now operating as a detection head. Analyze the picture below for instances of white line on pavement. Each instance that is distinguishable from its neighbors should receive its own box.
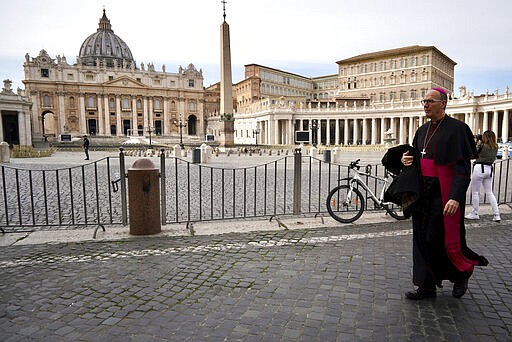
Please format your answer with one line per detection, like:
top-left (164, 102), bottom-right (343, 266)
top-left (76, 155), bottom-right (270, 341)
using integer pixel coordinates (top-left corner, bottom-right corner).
top-left (0, 229), bottom-right (412, 268)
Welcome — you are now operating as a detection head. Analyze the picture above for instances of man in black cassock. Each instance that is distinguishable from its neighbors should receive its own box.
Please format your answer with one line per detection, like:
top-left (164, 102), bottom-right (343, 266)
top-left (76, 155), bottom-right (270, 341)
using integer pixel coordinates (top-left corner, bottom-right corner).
top-left (402, 88), bottom-right (488, 300)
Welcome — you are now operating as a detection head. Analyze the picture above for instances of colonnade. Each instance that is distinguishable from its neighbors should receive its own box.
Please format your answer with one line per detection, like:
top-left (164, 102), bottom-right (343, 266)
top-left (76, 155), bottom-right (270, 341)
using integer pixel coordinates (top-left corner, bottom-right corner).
top-left (30, 92), bottom-right (204, 138)
top-left (239, 106), bottom-right (511, 146)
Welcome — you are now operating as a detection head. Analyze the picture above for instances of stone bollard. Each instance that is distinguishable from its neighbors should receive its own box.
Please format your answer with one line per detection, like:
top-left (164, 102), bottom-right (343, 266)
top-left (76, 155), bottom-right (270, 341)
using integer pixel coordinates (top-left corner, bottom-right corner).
top-left (0, 142), bottom-right (10, 163)
top-left (173, 144), bottom-right (182, 157)
top-left (310, 146), bottom-right (318, 158)
top-left (200, 143), bottom-right (211, 163)
top-left (333, 147), bottom-right (342, 163)
top-left (127, 158), bottom-right (161, 235)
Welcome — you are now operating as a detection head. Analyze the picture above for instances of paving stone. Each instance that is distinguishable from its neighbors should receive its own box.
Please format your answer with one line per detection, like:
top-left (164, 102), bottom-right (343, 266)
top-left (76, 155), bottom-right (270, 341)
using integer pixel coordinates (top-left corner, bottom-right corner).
top-left (1, 218), bottom-right (512, 340)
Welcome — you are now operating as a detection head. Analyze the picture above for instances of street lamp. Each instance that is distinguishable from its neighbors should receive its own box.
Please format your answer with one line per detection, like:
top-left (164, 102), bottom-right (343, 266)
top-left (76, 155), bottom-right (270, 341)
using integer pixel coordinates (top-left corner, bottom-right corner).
top-left (252, 128), bottom-right (261, 145)
top-left (310, 119), bottom-right (318, 147)
top-left (146, 125), bottom-right (154, 148)
top-left (173, 118), bottom-right (187, 149)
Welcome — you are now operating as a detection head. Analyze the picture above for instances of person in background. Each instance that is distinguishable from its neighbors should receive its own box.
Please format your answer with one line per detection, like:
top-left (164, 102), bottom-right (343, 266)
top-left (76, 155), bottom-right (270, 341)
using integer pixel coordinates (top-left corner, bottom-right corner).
top-left (82, 135), bottom-right (90, 160)
top-left (465, 130), bottom-right (501, 222)
top-left (401, 88), bottom-right (488, 300)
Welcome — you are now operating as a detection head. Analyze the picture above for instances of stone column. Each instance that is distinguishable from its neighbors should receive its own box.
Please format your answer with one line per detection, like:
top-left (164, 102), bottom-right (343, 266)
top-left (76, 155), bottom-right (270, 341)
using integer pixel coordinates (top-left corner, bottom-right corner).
top-left (502, 109), bottom-right (510, 143)
top-left (132, 97), bottom-right (138, 135)
top-left (57, 92), bottom-right (66, 134)
top-left (335, 119), bottom-right (340, 145)
top-left (344, 119), bottom-right (349, 145)
top-left (79, 95), bottom-right (86, 134)
top-left (22, 109), bottom-right (32, 145)
top-left (371, 118), bottom-right (376, 145)
top-left (116, 96), bottom-right (123, 136)
top-left (352, 118), bottom-right (358, 145)
top-left (163, 98), bottom-right (170, 135)
top-left (326, 119), bottom-right (331, 145)
top-left (30, 93), bottom-right (42, 137)
top-left (464, 112), bottom-right (470, 126)
top-left (143, 97), bottom-right (149, 132)
top-left (408, 117), bottom-right (414, 145)
top-left (469, 112), bottom-right (475, 132)
top-left (492, 110), bottom-right (499, 135)
top-left (399, 116), bottom-right (404, 145)
top-left (149, 98), bottom-right (154, 130)
top-left (390, 117), bottom-right (396, 142)
top-left (380, 118), bottom-right (385, 145)
top-left (316, 121), bottom-right (321, 145)
top-left (274, 119), bottom-right (280, 145)
top-left (482, 111), bottom-right (489, 132)
top-left (308, 119), bottom-right (313, 145)
top-left (97, 95), bottom-right (104, 135)
top-left (362, 118), bottom-right (368, 145)
top-left (103, 96), bottom-right (110, 136)
top-left (288, 119), bottom-right (294, 144)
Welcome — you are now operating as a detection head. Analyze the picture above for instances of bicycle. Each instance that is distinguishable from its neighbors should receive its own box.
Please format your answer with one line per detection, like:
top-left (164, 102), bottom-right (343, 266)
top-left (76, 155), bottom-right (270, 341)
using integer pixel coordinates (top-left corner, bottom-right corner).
top-left (326, 159), bottom-right (407, 223)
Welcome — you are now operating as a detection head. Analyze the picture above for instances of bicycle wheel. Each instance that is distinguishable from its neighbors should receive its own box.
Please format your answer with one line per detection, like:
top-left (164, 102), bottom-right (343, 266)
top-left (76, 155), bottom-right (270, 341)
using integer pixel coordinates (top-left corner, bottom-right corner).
top-left (384, 204), bottom-right (407, 220)
top-left (326, 185), bottom-right (365, 223)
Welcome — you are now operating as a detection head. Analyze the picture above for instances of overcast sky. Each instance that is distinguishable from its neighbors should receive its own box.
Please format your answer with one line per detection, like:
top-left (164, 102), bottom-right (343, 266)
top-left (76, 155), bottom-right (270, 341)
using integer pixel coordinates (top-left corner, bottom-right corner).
top-left (1, 0), bottom-right (511, 96)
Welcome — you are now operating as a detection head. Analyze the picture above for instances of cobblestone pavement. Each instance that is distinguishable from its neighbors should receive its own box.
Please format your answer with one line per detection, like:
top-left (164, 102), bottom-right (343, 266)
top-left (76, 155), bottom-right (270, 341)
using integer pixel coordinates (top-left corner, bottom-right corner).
top-left (1, 215), bottom-right (511, 341)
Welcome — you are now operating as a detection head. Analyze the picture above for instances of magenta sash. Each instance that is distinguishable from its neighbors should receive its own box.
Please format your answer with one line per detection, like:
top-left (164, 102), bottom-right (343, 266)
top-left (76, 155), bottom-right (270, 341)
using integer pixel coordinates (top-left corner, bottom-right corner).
top-left (420, 158), bottom-right (477, 273)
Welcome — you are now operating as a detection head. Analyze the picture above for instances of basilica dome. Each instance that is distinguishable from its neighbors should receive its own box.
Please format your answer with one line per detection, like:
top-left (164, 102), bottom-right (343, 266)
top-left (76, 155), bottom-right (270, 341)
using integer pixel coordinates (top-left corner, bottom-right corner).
top-left (78, 10), bottom-right (136, 68)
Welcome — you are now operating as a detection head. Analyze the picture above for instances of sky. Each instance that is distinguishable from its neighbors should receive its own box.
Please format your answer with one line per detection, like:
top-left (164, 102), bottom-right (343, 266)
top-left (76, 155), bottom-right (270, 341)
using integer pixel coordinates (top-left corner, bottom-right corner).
top-left (1, 0), bottom-right (511, 96)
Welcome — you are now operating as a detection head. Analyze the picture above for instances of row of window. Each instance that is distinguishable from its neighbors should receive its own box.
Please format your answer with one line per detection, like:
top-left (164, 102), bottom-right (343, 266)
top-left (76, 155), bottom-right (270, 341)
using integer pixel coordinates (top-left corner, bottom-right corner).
top-left (42, 95), bottom-right (197, 112)
top-left (344, 70), bottom-right (429, 90)
top-left (40, 68), bottom-right (195, 88)
top-left (341, 55), bottom-right (430, 76)
top-left (366, 89), bottom-right (428, 103)
top-left (260, 70), bottom-right (312, 90)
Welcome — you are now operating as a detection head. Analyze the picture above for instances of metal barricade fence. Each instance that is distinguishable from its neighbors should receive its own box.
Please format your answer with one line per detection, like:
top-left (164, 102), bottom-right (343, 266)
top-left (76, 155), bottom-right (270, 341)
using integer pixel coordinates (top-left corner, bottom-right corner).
top-left (0, 155), bottom-right (126, 232)
top-left (0, 149), bottom-right (510, 232)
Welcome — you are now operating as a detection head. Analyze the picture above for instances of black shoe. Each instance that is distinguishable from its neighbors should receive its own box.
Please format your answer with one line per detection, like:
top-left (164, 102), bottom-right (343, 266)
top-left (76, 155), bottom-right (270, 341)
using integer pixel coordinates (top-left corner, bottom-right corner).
top-left (452, 278), bottom-right (469, 298)
top-left (405, 288), bottom-right (436, 300)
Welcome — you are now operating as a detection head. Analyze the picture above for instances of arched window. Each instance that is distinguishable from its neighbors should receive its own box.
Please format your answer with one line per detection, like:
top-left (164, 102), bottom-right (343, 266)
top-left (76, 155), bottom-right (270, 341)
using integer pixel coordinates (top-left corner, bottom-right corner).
top-left (188, 101), bottom-right (196, 112)
top-left (87, 96), bottom-right (95, 108)
top-left (109, 98), bottom-right (115, 109)
top-left (154, 99), bottom-right (161, 110)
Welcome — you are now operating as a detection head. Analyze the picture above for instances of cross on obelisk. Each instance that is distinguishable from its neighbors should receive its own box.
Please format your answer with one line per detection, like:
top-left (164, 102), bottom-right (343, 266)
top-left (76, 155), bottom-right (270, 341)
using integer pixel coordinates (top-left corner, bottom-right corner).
top-left (221, 0), bottom-right (227, 21)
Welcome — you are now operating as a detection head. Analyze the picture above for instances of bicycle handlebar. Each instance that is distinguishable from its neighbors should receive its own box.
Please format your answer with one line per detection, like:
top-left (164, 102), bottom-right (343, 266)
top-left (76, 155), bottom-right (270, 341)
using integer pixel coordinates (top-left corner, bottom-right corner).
top-left (349, 159), bottom-right (361, 170)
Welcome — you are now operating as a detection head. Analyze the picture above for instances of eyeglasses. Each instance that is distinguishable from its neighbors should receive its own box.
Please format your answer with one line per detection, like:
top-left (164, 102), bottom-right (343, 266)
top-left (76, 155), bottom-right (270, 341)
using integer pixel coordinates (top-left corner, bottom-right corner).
top-left (421, 99), bottom-right (444, 105)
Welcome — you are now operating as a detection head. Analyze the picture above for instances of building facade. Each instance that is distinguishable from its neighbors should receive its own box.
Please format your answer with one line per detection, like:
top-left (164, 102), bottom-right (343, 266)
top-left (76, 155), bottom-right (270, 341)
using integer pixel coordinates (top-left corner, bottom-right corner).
top-left (23, 10), bottom-right (205, 143)
top-left (0, 80), bottom-right (32, 146)
top-left (233, 46), bottom-right (510, 146)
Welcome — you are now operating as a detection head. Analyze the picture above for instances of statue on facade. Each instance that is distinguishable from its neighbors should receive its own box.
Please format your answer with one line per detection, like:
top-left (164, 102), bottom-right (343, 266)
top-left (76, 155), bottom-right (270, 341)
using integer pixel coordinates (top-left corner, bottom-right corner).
top-left (459, 86), bottom-right (467, 98)
top-left (2, 79), bottom-right (13, 94)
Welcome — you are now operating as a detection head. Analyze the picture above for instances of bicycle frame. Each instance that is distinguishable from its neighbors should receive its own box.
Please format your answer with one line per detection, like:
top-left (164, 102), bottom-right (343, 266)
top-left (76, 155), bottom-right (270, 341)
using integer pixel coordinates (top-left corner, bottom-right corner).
top-left (342, 168), bottom-right (394, 208)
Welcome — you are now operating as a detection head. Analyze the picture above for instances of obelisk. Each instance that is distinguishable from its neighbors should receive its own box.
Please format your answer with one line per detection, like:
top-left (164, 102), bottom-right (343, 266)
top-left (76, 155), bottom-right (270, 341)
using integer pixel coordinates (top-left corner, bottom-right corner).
top-left (219, 0), bottom-right (234, 147)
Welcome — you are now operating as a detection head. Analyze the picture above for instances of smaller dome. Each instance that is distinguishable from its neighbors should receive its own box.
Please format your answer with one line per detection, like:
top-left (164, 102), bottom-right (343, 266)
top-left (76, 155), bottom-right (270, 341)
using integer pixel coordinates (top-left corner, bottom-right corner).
top-left (78, 10), bottom-right (136, 68)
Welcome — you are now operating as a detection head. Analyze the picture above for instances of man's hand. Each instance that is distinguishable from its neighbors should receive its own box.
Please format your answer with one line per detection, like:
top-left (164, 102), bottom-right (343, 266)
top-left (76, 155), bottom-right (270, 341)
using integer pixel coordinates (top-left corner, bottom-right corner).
top-left (443, 199), bottom-right (459, 216)
top-left (402, 150), bottom-right (413, 166)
